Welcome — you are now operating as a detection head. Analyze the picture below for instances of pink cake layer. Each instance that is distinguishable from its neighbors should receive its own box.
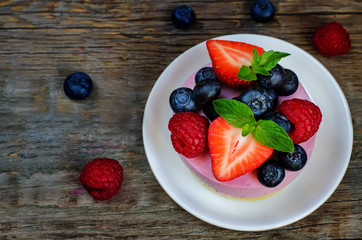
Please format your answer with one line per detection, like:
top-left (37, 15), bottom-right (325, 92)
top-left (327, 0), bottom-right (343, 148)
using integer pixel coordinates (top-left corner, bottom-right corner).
top-left (179, 63), bottom-right (317, 199)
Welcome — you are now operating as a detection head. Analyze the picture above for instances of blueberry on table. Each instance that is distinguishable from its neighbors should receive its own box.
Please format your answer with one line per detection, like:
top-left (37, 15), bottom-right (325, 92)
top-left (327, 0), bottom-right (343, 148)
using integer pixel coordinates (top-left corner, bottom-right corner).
top-left (172, 5), bottom-right (196, 29)
top-left (263, 112), bottom-right (292, 133)
top-left (234, 85), bottom-right (277, 119)
top-left (277, 69), bottom-right (299, 96)
top-left (169, 87), bottom-right (198, 113)
top-left (257, 64), bottom-right (285, 90)
top-left (195, 67), bottom-right (218, 84)
top-left (250, 0), bottom-right (275, 23)
top-left (278, 144), bottom-right (307, 171)
top-left (63, 72), bottom-right (93, 100)
top-left (192, 79), bottom-right (221, 105)
top-left (257, 159), bottom-right (285, 188)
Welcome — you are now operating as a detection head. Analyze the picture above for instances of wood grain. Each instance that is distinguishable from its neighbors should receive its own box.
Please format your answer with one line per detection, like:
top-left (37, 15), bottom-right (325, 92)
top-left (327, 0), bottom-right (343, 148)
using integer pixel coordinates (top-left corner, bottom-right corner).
top-left (0, 0), bottom-right (361, 239)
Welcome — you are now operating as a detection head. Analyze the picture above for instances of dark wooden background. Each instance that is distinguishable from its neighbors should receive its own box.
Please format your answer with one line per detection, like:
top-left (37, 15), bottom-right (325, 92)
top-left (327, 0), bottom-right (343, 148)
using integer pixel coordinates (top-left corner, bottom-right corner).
top-left (0, 0), bottom-right (361, 239)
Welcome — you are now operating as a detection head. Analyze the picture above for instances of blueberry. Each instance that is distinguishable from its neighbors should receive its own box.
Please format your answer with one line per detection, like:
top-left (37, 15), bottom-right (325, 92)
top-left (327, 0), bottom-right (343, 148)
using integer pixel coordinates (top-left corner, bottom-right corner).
top-left (263, 112), bottom-right (292, 133)
top-left (258, 64), bottom-right (285, 90)
top-left (195, 67), bottom-right (218, 84)
top-left (234, 86), bottom-right (277, 119)
top-left (193, 79), bottom-right (221, 105)
top-left (169, 87), bottom-right (198, 113)
top-left (202, 99), bottom-right (219, 121)
top-left (172, 5), bottom-right (196, 29)
top-left (278, 144), bottom-right (307, 171)
top-left (277, 69), bottom-right (299, 96)
top-left (250, 0), bottom-right (275, 23)
top-left (257, 159), bottom-right (285, 188)
top-left (63, 72), bottom-right (93, 100)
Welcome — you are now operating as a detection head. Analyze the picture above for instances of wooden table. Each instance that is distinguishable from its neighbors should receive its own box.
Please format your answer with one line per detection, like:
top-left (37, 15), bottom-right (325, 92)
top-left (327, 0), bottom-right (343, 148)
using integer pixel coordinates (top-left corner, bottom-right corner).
top-left (0, 1), bottom-right (361, 239)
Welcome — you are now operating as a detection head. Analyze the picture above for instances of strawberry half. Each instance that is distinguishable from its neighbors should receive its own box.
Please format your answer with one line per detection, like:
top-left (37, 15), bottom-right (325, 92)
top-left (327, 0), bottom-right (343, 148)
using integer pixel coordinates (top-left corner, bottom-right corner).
top-left (206, 40), bottom-right (265, 88)
top-left (208, 117), bottom-right (273, 182)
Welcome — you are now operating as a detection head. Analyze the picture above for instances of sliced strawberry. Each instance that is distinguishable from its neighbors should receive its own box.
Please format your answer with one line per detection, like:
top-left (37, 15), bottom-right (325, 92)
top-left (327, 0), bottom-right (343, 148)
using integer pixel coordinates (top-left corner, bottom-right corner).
top-left (208, 117), bottom-right (273, 182)
top-left (206, 40), bottom-right (265, 88)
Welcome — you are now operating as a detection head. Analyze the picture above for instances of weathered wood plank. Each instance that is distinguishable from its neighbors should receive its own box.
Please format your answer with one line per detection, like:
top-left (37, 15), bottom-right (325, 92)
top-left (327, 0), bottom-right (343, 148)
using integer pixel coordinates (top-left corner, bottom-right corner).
top-left (0, 0), bottom-right (361, 239)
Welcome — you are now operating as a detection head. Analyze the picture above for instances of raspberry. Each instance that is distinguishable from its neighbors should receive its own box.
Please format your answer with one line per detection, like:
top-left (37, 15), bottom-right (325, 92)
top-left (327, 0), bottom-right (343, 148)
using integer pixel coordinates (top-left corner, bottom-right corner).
top-left (279, 98), bottom-right (322, 144)
top-left (312, 21), bottom-right (351, 57)
top-left (168, 112), bottom-right (209, 158)
top-left (79, 158), bottom-right (123, 201)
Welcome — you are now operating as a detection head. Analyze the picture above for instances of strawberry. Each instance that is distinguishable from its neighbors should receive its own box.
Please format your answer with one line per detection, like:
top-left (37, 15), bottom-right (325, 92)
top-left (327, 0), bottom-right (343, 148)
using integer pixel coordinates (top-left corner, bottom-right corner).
top-left (208, 116), bottom-right (273, 182)
top-left (206, 40), bottom-right (265, 88)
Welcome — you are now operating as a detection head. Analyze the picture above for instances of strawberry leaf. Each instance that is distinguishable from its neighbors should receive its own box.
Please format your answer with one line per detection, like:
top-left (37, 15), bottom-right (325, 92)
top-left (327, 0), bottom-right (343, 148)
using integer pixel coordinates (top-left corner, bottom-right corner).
top-left (213, 99), bottom-right (256, 128)
top-left (252, 119), bottom-right (294, 152)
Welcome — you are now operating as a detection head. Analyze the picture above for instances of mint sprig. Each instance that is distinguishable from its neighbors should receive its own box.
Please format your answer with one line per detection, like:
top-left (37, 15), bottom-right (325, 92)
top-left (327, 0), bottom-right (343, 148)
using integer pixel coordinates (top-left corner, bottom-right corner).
top-left (213, 99), bottom-right (294, 152)
top-left (253, 120), bottom-right (294, 152)
top-left (237, 49), bottom-right (290, 81)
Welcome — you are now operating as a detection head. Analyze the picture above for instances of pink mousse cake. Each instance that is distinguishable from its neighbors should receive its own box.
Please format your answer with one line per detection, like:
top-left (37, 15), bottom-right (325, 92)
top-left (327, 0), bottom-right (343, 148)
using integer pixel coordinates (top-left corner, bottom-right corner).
top-left (178, 63), bottom-right (317, 199)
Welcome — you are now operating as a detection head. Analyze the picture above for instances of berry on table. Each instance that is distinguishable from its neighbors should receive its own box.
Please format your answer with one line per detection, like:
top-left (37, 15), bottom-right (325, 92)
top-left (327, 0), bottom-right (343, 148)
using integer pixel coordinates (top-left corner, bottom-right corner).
top-left (169, 87), bottom-right (198, 113)
top-left (63, 72), bottom-right (93, 100)
top-left (168, 112), bottom-right (209, 158)
top-left (263, 112), bottom-right (292, 133)
top-left (192, 79), bottom-right (221, 105)
top-left (234, 85), bottom-right (277, 119)
top-left (257, 64), bottom-right (285, 90)
top-left (277, 69), bottom-right (299, 96)
top-left (279, 98), bottom-right (322, 144)
top-left (257, 159), bottom-right (285, 188)
top-left (195, 67), bottom-right (218, 84)
top-left (79, 158), bottom-right (123, 201)
top-left (250, 0), bottom-right (275, 23)
top-left (279, 144), bottom-right (307, 171)
top-left (312, 21), bottom-right (351, 57)
top-left (172, 5), bottom-right (196, 29)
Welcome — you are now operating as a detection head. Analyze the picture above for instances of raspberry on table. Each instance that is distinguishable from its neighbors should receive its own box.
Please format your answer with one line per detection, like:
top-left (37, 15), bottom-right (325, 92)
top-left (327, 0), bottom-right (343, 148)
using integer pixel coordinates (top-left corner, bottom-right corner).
top-left (279, 98), bottom-right (322, 144)
top-left (79, 158), bottom-right (123, 201)
top-left (312, 21), bottom-right (351, 57)
top-left (168, 112), bottom-right (209, 158)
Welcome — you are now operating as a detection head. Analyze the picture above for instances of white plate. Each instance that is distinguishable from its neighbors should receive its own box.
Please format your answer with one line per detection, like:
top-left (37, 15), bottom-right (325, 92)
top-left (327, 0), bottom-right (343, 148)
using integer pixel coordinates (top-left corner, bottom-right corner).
top-left (142, 34), bottom-right (353, 231)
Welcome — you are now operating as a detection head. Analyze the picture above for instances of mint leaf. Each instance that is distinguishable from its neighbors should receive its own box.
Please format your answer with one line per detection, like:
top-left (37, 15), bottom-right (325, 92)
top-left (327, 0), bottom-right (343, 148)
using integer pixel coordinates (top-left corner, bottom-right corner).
top-left (251, 48), bottom-right (260, 68)
top-left (258, 51), bottom-right (275, 65)
top-left (237, 65), bottom-right (257, 81)
top-left (237, 49), bottom-right (290, 81)
top-left (213, 99), bottom-right (256, 129)
top-left (259, 50), bottom-right (290, 71)
top-left (212, 99), bottom-right (294, 152)
top-left (241, 122), bottom-right (256, 137)
top-left (253, 67), bottom-right (269, 76)
top-left (252, 120), bottom-right (294, 152)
